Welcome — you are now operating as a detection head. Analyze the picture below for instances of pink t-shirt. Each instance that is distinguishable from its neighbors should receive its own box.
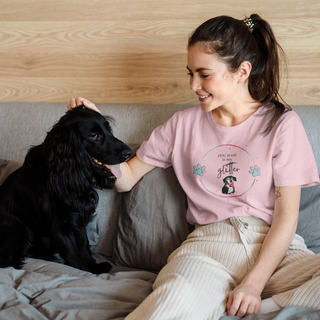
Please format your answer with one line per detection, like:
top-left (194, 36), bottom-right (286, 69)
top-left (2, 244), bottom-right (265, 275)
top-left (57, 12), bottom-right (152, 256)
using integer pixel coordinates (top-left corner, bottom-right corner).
top-left (137, 105), bottom-right (319, 225)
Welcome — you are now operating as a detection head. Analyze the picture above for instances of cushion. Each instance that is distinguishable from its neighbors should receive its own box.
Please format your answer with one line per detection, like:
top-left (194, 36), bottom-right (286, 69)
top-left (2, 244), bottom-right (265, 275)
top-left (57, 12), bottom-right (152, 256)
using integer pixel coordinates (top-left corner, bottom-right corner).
top-left (293, 106), bottom-right (320, 254)
top-left (90, 144), bottom-right (139, 257)
top-left (296, 183), bottom-right (320, 253)
top-left (0, 159), bottom-right (22, 185)
top-left (88, 188), bottom-right (121, 257)
top-left (113, 166), bottom-right (192, 272)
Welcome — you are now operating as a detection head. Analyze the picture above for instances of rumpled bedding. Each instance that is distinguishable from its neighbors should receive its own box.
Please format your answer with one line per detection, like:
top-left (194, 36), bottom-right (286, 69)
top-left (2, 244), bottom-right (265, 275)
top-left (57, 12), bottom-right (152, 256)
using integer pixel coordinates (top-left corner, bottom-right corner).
top-left (221, 307), bottom-right (320, 320)
top-left (1, 258), bottom-right (319, 320)
top-left (0, 258), bottom-right (156, 320)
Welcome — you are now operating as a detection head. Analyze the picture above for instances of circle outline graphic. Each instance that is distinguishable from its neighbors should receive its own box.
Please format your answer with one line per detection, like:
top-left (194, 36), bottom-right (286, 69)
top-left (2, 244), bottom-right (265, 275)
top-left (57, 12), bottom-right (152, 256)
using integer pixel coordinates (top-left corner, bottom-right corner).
top-left (200, 144), bottom-right (256, 198)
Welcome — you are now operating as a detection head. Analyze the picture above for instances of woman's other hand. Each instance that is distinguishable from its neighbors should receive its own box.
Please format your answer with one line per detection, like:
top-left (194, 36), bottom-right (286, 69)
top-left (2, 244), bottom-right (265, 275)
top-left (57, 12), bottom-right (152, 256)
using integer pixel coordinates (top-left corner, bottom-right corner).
top-left (67, 97), bottom-right (101, 114)
top-left (226, 283), bottom-right (261, 317)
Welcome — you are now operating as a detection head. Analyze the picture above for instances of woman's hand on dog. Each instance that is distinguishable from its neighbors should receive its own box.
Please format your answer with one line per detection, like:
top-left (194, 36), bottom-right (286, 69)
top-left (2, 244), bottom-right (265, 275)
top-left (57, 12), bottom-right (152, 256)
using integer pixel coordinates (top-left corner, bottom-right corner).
top-left (68, 97), bottom-right (101, 114)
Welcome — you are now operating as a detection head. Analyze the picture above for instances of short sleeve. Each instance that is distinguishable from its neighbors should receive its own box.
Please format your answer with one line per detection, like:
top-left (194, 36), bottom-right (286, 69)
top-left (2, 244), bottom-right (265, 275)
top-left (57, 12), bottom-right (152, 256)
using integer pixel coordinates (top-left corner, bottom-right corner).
top-left (272, 112), bottom-right (319, 188)
top-left (136, 112), bottom-right (179, 169)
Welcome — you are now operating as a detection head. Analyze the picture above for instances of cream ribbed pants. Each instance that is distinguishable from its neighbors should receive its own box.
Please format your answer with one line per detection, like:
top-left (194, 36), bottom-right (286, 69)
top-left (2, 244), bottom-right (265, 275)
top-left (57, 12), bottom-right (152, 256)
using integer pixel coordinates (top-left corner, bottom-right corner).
top-left (125, 217), bottom-right (320, 320)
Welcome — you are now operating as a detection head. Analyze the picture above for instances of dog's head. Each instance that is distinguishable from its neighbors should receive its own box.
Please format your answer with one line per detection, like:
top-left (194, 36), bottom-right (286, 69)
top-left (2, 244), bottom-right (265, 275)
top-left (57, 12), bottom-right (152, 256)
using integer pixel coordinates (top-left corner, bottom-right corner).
top-left (223, 176), bottom-right (237, 184)
top-left (43, 106), bottom-right (132, 194)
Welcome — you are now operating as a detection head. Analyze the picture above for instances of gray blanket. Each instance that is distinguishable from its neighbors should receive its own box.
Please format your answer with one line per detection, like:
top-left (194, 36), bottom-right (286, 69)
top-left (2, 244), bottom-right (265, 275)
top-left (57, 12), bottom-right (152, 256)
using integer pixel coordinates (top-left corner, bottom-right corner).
top-left (221, 307), bottom-right (320, 320)
top-left (1, 258), bottom-right (319, 320)
top-left (0, 258), bottom-right (156, 320)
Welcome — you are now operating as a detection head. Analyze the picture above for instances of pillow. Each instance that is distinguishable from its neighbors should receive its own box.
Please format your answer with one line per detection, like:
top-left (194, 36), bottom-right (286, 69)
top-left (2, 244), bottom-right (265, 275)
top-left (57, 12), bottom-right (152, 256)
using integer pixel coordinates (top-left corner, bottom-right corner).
top-left (113, 166), bottom-right (192, 272)
top-left (87, 188), bottom-right (121, 257)
top-left (0, 159), bottom-right (22, 185)
top-left (89, 144), bottom-right (140, 257)
top-left (296, 183), bottom-right (320, 254)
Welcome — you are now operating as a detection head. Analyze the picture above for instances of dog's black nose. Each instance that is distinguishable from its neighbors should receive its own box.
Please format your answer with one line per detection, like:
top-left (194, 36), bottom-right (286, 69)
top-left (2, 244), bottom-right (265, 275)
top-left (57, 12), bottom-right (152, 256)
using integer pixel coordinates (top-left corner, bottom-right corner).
top-left (122, 148), bottom-right (132, 159)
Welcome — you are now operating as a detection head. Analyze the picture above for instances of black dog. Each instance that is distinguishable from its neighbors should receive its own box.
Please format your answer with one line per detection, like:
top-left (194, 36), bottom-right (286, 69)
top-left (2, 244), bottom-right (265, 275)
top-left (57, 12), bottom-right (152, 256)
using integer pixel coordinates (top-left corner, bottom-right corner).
top-left (0, 107), bottom-right (131, 274)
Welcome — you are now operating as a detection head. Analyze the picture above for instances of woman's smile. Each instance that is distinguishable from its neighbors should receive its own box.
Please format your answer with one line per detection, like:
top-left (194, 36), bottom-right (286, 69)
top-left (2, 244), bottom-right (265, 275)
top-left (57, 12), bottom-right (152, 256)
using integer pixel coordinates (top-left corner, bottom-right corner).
top-left (197, 93), bottom-right (212, 103)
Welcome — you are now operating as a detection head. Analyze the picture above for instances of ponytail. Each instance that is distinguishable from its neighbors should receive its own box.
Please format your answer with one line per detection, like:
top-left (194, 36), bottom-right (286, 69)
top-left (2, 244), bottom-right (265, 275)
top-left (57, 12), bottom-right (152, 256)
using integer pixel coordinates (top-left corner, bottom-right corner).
top-left (188, 14), bottom-right (291, 135)
top-left (249, 14), bottom-right (291, 134)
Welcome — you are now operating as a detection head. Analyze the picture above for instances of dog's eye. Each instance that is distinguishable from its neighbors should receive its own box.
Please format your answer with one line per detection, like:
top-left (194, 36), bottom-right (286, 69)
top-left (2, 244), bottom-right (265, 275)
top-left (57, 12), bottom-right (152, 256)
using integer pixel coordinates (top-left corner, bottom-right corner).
top-left (89, 133), bottom-right (102, 141)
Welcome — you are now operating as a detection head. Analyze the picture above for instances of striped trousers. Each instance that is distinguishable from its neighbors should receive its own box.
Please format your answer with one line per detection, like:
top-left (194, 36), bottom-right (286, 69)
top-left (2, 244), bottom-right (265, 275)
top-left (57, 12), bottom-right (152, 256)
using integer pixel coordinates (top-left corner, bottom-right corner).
top-left (125, 217), bottom-right (320, 320)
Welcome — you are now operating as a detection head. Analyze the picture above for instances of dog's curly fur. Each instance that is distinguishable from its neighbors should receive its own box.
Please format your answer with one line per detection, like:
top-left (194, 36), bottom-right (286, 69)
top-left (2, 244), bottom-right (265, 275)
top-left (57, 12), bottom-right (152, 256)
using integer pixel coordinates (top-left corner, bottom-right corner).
top-left (0, 107), bottom-right (131, 274)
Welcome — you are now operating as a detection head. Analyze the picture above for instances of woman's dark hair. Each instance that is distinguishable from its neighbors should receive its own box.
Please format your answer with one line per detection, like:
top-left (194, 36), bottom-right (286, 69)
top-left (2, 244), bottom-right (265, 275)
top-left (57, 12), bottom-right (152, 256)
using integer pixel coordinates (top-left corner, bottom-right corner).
top-left (188, 14), bottom-right (291, 135)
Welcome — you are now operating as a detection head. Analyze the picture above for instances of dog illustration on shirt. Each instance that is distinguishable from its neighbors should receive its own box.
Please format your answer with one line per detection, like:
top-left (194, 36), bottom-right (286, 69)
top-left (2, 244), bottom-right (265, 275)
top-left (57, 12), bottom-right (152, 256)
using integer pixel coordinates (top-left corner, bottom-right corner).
top-left (222, 176), bottom-right (237, 194)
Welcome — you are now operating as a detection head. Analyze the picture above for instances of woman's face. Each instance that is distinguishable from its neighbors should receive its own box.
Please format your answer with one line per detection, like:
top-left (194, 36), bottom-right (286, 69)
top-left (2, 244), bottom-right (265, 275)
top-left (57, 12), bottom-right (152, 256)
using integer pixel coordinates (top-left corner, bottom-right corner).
top-left (187, 43), bottom-right (241, 113)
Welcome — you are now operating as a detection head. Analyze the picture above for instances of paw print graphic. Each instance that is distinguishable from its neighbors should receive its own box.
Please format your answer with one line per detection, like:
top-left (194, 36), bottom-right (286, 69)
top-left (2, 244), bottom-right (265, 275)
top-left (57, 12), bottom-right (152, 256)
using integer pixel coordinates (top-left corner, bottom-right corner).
top-left (193, 164), bottom-right (206, 176)
top-left (249, 165), bottom-right (261, 177)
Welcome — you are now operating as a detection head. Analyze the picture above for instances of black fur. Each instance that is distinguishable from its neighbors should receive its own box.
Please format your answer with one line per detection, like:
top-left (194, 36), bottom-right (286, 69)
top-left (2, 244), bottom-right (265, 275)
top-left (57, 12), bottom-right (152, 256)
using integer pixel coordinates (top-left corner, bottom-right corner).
top-left (0, 107), bottom-right (132, 274)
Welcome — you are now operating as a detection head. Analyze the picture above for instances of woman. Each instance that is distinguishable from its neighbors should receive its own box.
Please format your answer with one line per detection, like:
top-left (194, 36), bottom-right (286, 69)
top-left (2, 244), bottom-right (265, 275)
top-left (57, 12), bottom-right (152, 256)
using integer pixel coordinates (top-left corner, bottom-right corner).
top-left (69, 14), bottom-right (320, 319)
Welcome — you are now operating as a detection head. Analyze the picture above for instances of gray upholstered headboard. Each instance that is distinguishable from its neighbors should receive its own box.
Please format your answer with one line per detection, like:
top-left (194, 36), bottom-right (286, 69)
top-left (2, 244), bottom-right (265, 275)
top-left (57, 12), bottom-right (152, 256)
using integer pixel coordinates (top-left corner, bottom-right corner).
top-left (0, 102), bottom-right (192, 162)
top-left (0, 103), bottom-right (319, 175)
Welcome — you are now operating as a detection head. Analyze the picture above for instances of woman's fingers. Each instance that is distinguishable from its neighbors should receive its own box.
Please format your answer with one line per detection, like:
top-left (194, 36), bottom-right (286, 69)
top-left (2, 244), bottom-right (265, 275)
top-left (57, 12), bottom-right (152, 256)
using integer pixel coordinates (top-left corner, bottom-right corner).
top-left (67, 97), bottom-right (101, 114)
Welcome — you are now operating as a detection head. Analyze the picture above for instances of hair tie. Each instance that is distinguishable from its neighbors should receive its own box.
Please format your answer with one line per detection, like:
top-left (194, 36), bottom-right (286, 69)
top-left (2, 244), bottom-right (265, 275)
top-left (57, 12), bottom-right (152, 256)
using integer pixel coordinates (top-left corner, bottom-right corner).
top-left (243, 18), bottom-right (254, 33)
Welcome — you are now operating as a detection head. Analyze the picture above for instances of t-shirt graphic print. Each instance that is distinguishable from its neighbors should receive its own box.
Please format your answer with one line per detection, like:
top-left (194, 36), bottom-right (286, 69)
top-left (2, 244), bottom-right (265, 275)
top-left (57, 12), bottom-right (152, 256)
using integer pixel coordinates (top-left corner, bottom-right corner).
top-left (193, 144), bottom-right (261, 198)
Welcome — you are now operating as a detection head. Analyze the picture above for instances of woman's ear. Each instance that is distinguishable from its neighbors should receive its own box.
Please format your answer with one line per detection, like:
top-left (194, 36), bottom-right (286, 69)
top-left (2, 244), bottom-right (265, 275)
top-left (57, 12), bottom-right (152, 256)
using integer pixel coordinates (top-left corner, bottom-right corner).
top-left (237, 61), bottom-right (252, 84)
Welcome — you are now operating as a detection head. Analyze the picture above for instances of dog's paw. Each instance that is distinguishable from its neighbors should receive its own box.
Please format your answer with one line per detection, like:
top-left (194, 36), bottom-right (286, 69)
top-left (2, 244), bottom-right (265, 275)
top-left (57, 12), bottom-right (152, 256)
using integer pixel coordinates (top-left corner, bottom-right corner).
top-left (91, 261), bottom-right (112, 274)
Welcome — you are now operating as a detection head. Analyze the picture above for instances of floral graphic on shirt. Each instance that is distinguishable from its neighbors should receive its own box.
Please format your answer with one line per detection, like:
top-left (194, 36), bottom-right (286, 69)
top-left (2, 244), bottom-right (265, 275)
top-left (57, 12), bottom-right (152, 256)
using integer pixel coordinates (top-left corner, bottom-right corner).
top-left (249, 165), bottom-right (261, 177)
top-left (193, 164), bottom-right (207, 176)
top-left (194, 144), bottom-right (261, 198)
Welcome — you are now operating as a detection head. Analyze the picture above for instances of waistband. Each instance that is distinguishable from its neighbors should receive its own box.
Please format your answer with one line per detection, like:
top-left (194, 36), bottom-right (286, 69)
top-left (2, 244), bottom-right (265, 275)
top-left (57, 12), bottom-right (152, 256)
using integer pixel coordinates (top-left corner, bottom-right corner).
top-left (195, 216), bottom-right (270, 229)
top-left (219, 216), bottom-right (270, 227)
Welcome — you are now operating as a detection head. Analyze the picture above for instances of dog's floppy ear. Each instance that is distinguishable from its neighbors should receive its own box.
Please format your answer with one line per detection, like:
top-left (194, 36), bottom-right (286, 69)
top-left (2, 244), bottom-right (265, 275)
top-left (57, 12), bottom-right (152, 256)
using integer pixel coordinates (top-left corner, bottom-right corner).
top-left (43, 115), bottom-right (93, 205)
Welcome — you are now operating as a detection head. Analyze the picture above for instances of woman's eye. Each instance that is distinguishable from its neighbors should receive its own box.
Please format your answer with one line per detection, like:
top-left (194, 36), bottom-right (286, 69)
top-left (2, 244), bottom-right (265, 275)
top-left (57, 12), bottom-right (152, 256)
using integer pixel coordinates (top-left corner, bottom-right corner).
top-left (187, 72), bottom-right (193, 77)
top-left (201, 74), bottom-right (209, 79)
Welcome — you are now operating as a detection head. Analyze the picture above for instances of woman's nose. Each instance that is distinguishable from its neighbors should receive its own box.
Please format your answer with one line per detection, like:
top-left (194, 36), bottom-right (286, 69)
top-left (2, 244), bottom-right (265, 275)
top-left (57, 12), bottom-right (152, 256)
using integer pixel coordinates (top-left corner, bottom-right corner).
top-left (190, 77), bottom-right (202, 91)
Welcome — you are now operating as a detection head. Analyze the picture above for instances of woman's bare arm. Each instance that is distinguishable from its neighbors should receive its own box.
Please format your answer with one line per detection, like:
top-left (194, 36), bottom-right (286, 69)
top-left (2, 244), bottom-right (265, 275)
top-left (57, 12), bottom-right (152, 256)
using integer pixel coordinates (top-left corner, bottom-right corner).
top-left (226, 185), bottom-right (301, 317)
top-left (116, 156), bottom-right (156, 192)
